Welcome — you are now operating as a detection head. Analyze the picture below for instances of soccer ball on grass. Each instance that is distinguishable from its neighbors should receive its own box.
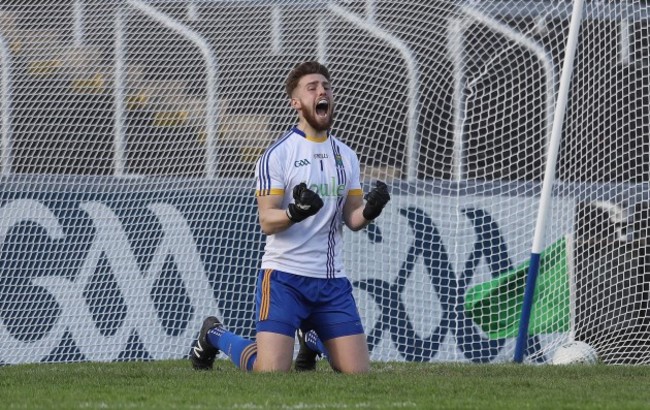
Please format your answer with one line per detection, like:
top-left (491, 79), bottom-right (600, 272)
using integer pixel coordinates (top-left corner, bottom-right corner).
top-left (551, 340), bottom-right (598, 365)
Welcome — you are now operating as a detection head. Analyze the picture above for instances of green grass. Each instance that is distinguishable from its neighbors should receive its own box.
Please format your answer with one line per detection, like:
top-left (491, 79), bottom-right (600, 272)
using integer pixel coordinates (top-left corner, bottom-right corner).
top-left (1, 360), bottom-right (649, 409)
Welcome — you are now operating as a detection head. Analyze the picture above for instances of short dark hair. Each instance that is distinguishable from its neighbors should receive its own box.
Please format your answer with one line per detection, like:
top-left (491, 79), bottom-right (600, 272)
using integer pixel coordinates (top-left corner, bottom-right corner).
top-left (285, 61), bottom-right (331, 98)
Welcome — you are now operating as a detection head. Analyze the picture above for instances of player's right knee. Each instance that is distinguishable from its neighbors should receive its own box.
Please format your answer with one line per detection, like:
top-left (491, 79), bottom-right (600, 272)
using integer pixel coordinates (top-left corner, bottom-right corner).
top-left (253, 356), bottom-right (293, 373)
top-left (330, 359), bottom-right (369, 374)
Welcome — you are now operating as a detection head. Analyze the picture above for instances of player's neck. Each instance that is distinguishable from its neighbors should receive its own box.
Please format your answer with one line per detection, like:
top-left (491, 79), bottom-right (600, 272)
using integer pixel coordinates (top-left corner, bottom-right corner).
top-left (296, 121), bottom-right (328, 140)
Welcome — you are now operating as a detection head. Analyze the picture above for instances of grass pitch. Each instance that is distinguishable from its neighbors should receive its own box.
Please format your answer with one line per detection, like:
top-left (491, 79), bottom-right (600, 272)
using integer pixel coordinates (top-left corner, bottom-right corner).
top-left (1, 360), bottom-right (649, 409)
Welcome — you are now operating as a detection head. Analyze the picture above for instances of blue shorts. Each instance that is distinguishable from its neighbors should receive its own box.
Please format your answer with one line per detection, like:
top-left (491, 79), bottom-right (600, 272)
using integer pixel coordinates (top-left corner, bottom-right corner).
top-left (255, 269), bottom-right (364, 341)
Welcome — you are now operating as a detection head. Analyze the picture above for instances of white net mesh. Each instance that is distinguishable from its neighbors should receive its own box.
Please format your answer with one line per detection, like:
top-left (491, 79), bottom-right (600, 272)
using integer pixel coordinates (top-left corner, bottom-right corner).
top-left (0, 0), bottom-right (648, 365)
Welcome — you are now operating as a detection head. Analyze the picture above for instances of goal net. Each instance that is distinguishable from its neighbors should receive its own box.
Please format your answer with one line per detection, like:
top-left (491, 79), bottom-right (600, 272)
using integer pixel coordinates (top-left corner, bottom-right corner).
top-left (0, 0), bottom-right (648, 365)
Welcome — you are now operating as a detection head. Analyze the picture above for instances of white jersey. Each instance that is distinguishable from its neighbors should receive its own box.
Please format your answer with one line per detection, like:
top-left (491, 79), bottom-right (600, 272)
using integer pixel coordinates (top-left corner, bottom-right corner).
top-left (255, 126), bottom-right (363, 279)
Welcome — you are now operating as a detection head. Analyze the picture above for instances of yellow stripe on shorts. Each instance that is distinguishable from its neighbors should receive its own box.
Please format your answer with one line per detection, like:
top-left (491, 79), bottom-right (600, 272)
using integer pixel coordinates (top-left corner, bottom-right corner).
top-left (260, 269), bottom-right (272, 320)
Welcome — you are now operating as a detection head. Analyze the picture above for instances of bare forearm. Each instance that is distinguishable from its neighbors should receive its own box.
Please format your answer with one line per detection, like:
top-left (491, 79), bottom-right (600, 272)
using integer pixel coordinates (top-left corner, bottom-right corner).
top-left (259, 208), bottom-right (294, 235)
top-left (346, 206), bottom-right (371, 231)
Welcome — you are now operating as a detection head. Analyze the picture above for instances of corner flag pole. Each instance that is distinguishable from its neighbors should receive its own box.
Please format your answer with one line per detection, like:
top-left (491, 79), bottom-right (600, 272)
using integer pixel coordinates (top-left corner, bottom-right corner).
top-left (513, 0), bottom-right (585, 363)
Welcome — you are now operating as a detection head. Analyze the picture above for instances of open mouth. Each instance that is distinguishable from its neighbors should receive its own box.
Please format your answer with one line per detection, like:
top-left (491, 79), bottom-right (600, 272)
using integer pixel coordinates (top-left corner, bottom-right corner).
top-left (316, 99), bottom-right (329, 117)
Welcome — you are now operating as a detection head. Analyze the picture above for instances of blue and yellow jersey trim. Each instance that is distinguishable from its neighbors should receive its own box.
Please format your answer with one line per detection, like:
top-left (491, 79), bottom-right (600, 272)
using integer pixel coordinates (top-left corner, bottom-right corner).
top-left (304, 134), bottom-right (327, 143)
top-left (257, 188), bottom-right (361, 197)
top-left (293, 126), bottom-right (328, 143)
top-left (257, 130), bottom-right (293, 195)
top-left (256, 188), bottom-right (285, 197)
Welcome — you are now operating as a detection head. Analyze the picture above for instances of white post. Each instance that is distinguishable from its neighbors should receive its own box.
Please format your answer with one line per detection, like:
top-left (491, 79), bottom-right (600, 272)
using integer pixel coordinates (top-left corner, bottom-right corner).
top-left (73, 0), bottom-right (85, 47)
top-left (0, 35), bottom-right (12, 175)
top-left (514, 0), bottom-right (585, 363)
top-left (619, 20), bottom-right (630, 65)
top-left (530, 0), bottom-right (584, 256)
top-left (113, 8), bottom-right (127, 177)
top-left (447, 18), bottom-right (466, 181)
top-left (271, 6), bottom-right (282, 55)
top-left (317, 20), bottom-right (327, 65)
top-left (565, 234), bottom-right (577, 340)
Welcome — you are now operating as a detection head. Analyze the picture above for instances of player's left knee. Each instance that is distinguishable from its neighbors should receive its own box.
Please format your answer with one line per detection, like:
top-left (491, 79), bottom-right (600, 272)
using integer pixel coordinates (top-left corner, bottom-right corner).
top-left (333, 361), bottom-right (370, 374)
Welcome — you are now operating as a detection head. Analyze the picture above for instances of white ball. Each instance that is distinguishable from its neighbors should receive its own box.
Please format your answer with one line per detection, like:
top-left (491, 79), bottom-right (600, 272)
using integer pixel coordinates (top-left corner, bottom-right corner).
top-left (552, 341), bottom-right (598, 365)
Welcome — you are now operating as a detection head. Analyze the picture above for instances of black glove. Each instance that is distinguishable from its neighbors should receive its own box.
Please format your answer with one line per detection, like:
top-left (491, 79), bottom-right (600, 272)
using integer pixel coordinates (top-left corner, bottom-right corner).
top-left (362, 181), bottom-right (390, 220)
top-left (286, 183), bottom-right (324, 223)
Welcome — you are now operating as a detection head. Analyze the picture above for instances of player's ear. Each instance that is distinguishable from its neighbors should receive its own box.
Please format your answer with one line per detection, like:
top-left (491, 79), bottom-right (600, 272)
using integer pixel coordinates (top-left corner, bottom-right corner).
top-left (290, 97), bottom-right (300, 110)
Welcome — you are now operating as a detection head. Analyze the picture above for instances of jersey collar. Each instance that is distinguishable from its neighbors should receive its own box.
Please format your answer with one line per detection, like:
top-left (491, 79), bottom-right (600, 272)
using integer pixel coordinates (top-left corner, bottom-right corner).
top-left (292, 126), bottom-right (328, 143)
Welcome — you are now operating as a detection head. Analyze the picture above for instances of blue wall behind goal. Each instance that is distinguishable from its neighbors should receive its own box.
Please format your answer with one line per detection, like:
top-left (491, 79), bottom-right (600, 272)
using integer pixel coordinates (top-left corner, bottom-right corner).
top-left (0, 176), bottom-right (262, 362)
top-left (1, 176), bottom-right (645, 364)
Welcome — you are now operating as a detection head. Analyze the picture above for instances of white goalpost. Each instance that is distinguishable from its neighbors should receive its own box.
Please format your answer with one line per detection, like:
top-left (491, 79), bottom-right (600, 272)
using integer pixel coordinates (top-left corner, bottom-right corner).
top-left (0, 0), bottom-right (649, 365)
top-left (514, 0), bottom-right (585, 363)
